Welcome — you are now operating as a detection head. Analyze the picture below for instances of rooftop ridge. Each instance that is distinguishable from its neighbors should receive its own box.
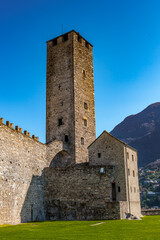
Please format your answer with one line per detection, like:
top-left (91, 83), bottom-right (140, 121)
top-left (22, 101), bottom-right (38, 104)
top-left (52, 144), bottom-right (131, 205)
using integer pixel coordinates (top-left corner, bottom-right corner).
top-left (0, 118), bottom-right (40, 142)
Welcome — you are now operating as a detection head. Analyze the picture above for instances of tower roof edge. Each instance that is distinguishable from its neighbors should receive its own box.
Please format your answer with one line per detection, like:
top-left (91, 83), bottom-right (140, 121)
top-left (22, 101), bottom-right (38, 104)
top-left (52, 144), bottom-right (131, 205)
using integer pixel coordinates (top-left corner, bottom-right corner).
top-left (46, 30), bottom-right (93, 47)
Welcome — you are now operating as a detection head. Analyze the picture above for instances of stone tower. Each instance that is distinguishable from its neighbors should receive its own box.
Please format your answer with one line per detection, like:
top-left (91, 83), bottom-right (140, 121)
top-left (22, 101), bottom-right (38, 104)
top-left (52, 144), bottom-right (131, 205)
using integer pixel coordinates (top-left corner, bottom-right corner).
top-left (46, 30), bottom-right (96, 164)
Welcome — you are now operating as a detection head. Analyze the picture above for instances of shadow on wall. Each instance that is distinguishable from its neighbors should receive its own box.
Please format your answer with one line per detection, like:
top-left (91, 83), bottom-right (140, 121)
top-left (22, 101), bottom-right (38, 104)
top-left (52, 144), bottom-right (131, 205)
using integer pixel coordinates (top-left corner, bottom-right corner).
top-left (50, 150), bottom-right (72, 167)
top-left (20, 171), bottom-right (45, 223)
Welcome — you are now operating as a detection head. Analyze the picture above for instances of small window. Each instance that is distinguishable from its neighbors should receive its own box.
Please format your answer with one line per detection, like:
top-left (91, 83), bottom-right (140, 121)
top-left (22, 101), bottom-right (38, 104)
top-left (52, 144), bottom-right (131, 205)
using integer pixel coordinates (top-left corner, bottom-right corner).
top-left (132, 155), bottom-right (134, 161)
top-left (63, 34), bottom-right (68, 42)
top-left (133, 170), bottom-right (135, 177)
top-left (65, 135), bottom-right (69, 142)
top-left (84, 119), bottom-right (87, 126)
top-left (127, 152), bottom-right (129, 159)
top-left (83, 70), bottom-right (86, 78)
top-left (58, 84), bottom-right (61, 90)
top-left (118, 186), bottom-right (121, 192)
top-left (61, 101), bottom-right (63, 106)
top-left (134, 187), bottom-right (136, 193)
top-left (98, 153), bottom-right (101, 158)
top-left (84, 102), bottom-right (88, 110)
top-left (58, 118), bottom-right (63, 126)
top-left (78, 35), bottom-right (82, 43)
top-left (128, 169), bottom-right (130, 175)
top-left (81, 137), bottom-right (84, 145)
top-left (52, 38), bottom-right (57, 46)
top-left (85, 41), bottom-right (89, 49)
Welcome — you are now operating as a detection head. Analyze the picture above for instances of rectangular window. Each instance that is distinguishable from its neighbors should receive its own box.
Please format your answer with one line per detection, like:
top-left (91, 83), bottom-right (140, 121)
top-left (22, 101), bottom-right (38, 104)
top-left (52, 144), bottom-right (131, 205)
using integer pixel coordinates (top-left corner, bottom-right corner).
top-left (65, 135), bottom-right (69, 142)
top-left (127, 152), bottom-right (129, 159)
top-left (133, 170), bottom-right (135, 177)
top-left (98, 153), bottom-right (101, 158)
top-left (118, 186), bottom-right (121, 192)
top-left (132, 155), bottom-right (134, 161)
top-left (83, 70), bottom-right (86, 78)
top-left (84, 119), bottom-right (87, 126)
top-left (84, 102), bottom-right (88, 110)
top-left (81, 137), bottom-right (84, 145)
top-left (58, 118), bottom-right (63, 126)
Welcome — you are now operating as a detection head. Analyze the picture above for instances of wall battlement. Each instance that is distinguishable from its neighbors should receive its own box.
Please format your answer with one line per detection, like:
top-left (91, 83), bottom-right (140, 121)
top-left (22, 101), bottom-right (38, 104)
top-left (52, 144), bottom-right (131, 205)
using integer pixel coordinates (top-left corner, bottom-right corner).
top-left (0, 118), bottom-right (39, 142)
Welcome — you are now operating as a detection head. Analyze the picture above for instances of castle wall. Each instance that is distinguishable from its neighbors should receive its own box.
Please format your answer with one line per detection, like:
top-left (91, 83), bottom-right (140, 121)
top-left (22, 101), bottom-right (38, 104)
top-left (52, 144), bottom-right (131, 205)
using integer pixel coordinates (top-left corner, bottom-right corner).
top-left (44, 165), bottom-right (125, 220)
top-left (88, 132), bottom-right (128, 202)
top-left (0, 123), bottom-right (47, 224)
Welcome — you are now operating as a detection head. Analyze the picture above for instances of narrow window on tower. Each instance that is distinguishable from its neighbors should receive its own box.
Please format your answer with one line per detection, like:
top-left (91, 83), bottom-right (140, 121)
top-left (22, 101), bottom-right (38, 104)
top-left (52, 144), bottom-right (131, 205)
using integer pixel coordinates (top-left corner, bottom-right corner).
top-left (84, 119), bottom-right (87, 126)
top-left (65, 135), bottom-right (69, 142)
top-left (133, 170), bottom-right (135, 177)
top-left (83, 70), bottom-right (86, 78)
top-left (63, 34), bottom-right (68, 42)
top-left (127, 152), bottom-right (129, 159)
top-left (81, 137), bottom-right (84, 145)
top-left (84, 102), bottom-right (88, 110)
top-left (52, 38), bottom-right (57, 46)
top-left (58, 118), bottom-right (63, 126)
top-left (132, 155), bottom-right (134, 161)
top-left (98, 153), bottom-right (101, 158)
top-left (118, 186), bottom-right (121, 192)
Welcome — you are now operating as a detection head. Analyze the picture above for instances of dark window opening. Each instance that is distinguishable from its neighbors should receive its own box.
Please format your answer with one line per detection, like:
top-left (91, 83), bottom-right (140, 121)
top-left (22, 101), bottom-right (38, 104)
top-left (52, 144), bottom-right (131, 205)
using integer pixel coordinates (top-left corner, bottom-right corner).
top-left (84, 119), bottom-right (87, 126)
top-left (132, 155), bottom-right (134, 161)
top-left (65, 135), bottom-right (69, 142)
top-left (112, 183), bottom-right (116, 201)
top-left (58, 84), bottom-right (61, 90)
top-left (58, 118), bottom-right (63, 126)
top-left (118, 186), bottom-right (121, 192)
top-left (84, 102), bottom-right (88, 110)
top-left (127, 152), bottom-right (129, 159)
top-left (85, 41), bottom-right (89, 49)
top-left (78, 35), bottom-right (82, 43)
top-left (81, 137), bottom-right (84, 145)
top-left (133, 170), bottom-right (135, 177)
top-left (52, 38), bottom-right (57, 46)
top-left (98, 153), bottom-right (101, 158)
top-left (83, 70), bottom-right (86, 78)
top-left (63, 34), bottom-right (68, 42)
top-left (61, 101), bottom-right (63, 106)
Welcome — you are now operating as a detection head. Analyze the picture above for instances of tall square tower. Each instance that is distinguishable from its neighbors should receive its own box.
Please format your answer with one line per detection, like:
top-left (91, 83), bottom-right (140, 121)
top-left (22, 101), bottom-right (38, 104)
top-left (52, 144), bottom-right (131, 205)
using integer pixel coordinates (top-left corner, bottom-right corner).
top-left (46, 30), bottom-right (96, 164)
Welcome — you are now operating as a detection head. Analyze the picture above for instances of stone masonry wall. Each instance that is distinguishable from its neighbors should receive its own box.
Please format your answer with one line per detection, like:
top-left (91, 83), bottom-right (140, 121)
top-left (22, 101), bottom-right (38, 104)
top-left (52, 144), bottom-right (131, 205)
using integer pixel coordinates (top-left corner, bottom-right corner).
top-left (44, 164), bottom-right (123, 220)
top-left (46, 32), bottom-right (75, 163)
top-left (0, 122), bottom-right (47, 224)
top-left (73, 32), bottom-right (96, 163)
top-left (125, 146), bottom-right (141, 217)
top-left (88, 132), bottom-right (128, 203)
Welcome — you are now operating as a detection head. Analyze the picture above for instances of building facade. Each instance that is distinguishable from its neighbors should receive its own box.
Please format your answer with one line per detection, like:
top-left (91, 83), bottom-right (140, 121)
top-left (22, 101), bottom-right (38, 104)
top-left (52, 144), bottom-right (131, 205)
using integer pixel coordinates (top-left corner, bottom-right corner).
top-left (0, 30), bottom-right (141, 224)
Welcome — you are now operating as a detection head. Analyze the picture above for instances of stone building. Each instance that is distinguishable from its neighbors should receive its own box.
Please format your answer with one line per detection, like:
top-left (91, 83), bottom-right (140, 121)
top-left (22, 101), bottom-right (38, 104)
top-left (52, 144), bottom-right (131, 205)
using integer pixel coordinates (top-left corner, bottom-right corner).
top-left (0, 30), bottom-right (141, 224)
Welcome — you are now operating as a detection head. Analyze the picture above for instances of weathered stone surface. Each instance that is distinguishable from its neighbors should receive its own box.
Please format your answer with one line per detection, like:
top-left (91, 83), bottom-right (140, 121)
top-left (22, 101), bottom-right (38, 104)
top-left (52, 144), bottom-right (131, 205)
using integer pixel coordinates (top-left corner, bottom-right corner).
top-left (0, 30), bottom-right (141, 224)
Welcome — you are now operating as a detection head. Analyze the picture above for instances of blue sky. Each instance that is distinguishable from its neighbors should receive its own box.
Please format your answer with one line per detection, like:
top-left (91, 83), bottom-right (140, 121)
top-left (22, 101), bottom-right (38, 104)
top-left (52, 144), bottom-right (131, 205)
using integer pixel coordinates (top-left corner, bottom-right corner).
top-left (0, 0), bottom-right (160, 142)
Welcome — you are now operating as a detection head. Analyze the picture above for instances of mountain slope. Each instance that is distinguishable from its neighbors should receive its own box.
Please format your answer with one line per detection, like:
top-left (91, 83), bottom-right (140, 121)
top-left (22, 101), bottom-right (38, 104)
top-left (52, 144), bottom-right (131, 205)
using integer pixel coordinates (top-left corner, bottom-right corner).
top-left (110, 102), bottom-right (160, 167)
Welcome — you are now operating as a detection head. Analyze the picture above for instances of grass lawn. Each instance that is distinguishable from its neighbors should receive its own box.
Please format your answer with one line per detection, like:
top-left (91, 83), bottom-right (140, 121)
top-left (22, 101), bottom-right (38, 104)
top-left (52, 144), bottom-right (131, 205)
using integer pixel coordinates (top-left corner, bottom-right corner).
top-left (0, 216), bottom-right (160, 240)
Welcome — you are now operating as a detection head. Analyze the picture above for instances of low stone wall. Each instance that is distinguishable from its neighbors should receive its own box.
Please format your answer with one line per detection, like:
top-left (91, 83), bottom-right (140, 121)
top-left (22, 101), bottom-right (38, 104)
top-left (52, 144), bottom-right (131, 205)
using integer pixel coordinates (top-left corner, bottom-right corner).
top-left (141, 209), bottom-right (160, 216)
top-left (44, 164), bottom-right (129, 220)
